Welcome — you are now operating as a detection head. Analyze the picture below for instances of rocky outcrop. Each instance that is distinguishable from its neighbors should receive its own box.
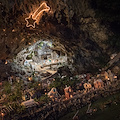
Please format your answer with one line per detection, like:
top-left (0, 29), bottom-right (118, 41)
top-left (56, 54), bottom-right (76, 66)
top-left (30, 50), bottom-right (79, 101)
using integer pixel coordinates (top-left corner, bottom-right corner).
top-left (0, 0), bottom-right (111, 73)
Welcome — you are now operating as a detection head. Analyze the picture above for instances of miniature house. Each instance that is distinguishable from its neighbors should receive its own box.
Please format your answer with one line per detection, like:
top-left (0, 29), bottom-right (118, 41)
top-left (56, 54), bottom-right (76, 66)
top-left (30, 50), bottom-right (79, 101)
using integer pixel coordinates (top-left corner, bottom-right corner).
top-left (94, 79), bottom-right (104, 89)
top-left (101, 71), bottom-right (109, 80)
top-left (64, 86), bottom-right (73, 99)
top-left (83, 83), bottom-right (92, 91)
top-left (48, 88), bottom-right (61, 99)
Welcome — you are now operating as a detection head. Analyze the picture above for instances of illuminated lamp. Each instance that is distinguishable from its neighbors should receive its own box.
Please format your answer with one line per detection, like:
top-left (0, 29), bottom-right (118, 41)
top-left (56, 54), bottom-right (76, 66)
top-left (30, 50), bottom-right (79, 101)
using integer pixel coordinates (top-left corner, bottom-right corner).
top-left (114, 76), bottom-right (117, 79)
top-left (5, 61), bottom-right (7, 64)
top-left (70, 95), bottom-right (73, 98)
top-left (69, 89), bottom-right (71, 92)
top-left (50, 96), bottom-right (52, 98)
top-left (1, 112), bottom-right (5, 120)
top-left (28, 77), bottom-right (32, 81)
top-left (12, 29), bottom-right (15, 32)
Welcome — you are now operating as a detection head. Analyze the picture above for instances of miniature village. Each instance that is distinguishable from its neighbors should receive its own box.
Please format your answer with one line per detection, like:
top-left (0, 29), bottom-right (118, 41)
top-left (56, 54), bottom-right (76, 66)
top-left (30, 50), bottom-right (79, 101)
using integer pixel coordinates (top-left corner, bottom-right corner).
top-left (0, 42), bottom-right (120, 120)
top-left (0, 0), bottom-right (120, 120)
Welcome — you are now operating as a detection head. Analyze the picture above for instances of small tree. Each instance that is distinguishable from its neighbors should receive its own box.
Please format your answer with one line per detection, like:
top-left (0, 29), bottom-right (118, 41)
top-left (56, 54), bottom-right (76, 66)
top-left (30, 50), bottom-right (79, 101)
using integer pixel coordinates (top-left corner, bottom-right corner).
top-left (3, 81), bottom-right (11, 94)
top-left (40, 94), bottom-right (50, 103)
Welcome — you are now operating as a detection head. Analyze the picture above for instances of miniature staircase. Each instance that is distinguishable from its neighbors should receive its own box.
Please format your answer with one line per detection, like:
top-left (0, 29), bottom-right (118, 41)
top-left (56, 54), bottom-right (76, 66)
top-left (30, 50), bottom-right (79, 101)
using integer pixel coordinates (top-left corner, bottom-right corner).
top-left (1, 105), bottom-right (14, 114)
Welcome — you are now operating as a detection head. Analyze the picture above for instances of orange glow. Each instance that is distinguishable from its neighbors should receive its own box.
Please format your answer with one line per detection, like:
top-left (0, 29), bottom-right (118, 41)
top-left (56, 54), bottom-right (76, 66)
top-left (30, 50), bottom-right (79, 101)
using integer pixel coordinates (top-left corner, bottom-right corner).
top-left (114, 76), bottom-right (117, 79)
top-left (34, 40), bottom-right (36, 43)
top-left (50, 96), bottom-right (52, 98)
top-left (28, 77), bottom-right (32, 81)
top-left (3, 29), bottom-right (5, 32)
top-left (12, 29), bottom-right (15, 32)
top-left (105, 76), bottom-right (108, 80)
top-left (21, 38), bottom-right (25, 43)
top-left (25, 2), bottom-right (50, 28)
top-left (1, 112), bottom-right (4, 116)
top-left (70, 95), bottom-right (73, 98)
top-left (5, 61), bottom-right (7, 64)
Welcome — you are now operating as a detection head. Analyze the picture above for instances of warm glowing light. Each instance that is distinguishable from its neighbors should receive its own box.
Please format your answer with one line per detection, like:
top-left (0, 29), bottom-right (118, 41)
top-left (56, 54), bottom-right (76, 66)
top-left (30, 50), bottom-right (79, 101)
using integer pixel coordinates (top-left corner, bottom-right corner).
top-left (114, 76), bottom-right (117, 79)
top-left (34, 40), bottom-right (36, 43)
top-left (12, 29), bottom-right (15, 32)
top-left (5, 61), bottom-right (7, 64)
top-left (105, 76), bottom-right (108, 80)
top-left (70, 95), bottom-right (73, 98)
top-left (3, 29), bottom-right (5, 32)
top-left (25, 2), bottom-right (50, 28)
top-left (38, 84), bottom-right (41, 86)
top-left (28, 77), bottom-right (32, 81)
top-left (55, 98), bottom-right (57, 100)
top-left (69, 89), bottom-right (71, 92)
top-left (21, 38), bottom-right (25, 43)
top-left (50, 96), bottom-right (52, 98)
top-left (1, 112), bottom-right (4, 116)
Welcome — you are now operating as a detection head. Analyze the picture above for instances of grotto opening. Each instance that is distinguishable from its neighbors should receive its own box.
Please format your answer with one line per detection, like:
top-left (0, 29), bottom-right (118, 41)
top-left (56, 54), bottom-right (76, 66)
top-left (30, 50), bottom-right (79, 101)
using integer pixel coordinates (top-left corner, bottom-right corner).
top-left (12, 40), bottom-right (68, 81)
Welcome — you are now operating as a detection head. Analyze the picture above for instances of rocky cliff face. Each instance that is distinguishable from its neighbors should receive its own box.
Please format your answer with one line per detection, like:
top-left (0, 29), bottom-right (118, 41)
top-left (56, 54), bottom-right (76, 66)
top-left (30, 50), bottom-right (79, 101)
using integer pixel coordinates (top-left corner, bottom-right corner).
top-left (0, 0), bottom-right (111, 73)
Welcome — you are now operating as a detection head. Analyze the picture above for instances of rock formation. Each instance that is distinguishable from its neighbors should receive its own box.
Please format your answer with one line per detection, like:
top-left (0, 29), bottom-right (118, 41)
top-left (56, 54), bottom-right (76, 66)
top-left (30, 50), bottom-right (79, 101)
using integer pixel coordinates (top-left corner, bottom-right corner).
top-left (0, 0), bottom-right (119, 73)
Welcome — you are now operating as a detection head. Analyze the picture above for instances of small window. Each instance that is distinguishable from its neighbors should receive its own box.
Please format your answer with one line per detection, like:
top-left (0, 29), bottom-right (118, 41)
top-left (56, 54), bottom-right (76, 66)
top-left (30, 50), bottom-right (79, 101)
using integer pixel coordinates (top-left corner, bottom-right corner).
top-left (53, 89), bottom-right (56, 92)
top-left (44, 56), bottom-right (47, 60)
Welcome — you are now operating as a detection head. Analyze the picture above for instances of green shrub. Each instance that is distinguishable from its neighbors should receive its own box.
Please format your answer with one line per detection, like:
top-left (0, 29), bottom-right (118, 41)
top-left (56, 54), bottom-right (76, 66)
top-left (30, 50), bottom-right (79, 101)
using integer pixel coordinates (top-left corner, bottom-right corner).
top-left (3, 81), bottom-right (11, 94)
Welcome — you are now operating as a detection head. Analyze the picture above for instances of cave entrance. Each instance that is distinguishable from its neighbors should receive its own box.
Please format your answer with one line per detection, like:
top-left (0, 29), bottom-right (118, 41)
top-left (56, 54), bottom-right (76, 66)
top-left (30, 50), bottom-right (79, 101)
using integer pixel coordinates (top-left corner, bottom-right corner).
top-left (12, 40), bottom-right (68, 81)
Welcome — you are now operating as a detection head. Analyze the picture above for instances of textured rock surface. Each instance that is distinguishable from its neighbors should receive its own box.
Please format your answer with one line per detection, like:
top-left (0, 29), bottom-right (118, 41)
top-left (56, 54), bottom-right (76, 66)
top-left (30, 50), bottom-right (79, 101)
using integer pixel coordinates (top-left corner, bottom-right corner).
top-left (0, 0), bottom-right (111, 73)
